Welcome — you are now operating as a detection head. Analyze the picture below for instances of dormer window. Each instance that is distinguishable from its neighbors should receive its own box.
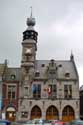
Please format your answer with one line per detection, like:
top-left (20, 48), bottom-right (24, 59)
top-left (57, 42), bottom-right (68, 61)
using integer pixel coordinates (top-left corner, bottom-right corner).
top-left (65, 72), bottom-right (70, 78)
top-left (50, 59), bottom-right (55, 67)
top-left (11, 74), bottom-right (16, 80)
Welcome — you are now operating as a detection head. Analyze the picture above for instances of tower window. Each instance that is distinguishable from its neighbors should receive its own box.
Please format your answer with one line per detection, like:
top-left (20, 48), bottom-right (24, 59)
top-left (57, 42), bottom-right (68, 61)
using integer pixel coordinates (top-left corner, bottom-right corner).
top-left (31, 35), bottom-right (33, 38)
top-left (31, 32), bottom-right (33, 35)
top-left (26, 32), bottom-right (29, 35)
top-left (58, 64), bottom-right (62, 67)
top-left (41, 64), bottom-right (45, 67)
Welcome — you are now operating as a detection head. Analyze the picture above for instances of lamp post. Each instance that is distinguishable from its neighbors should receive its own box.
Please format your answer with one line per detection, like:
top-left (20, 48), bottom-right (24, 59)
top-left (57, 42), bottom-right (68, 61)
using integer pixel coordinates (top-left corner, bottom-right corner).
top-left (0, 76), bottom-right (2, 118)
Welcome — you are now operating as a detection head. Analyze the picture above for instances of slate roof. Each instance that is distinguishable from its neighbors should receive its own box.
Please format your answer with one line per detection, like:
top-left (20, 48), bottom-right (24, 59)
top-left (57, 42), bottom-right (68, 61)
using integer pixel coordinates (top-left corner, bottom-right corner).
top-left (0, 64), bottom-right (5, 76)
top-left (1, 59), bottom-right (78, 81)
top-left (35, 60), bottom-right (78, 80)
top-left (5, 67), bottom-right (21, 81)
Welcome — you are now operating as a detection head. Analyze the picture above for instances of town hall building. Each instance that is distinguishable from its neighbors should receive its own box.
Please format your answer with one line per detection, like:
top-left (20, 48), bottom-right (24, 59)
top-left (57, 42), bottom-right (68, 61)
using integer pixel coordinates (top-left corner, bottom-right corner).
top-left (17, 13), bottom-right (80, 122)
top-left (1, 12), bottom-right (80, 122)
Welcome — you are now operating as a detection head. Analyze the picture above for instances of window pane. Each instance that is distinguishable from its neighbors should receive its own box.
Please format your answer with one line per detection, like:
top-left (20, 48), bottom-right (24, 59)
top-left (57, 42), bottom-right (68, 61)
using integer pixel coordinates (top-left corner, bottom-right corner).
top-left (8, 85), bottom-right (16, 99)
top-left (12, 92), bottom-right (15, 99)
top-left (33, 84), bottom-right (41, 98)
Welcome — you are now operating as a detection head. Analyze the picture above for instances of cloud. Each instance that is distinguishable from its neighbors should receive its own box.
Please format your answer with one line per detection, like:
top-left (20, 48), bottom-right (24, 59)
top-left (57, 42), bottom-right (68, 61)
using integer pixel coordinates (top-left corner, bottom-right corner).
top-left (0, 0), bottom-right (83, 86)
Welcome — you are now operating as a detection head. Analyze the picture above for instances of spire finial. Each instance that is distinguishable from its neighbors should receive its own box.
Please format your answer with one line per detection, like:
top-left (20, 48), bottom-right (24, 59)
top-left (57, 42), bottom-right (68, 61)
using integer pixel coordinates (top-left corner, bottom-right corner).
top-left (71, 49), bottom-right (73, 54)
top-left (70, 50), bottom-right (74, 60)
top-left (30, 6), bottom-right (32, 18)
top-left (71, 50), bottom-right (73, 56)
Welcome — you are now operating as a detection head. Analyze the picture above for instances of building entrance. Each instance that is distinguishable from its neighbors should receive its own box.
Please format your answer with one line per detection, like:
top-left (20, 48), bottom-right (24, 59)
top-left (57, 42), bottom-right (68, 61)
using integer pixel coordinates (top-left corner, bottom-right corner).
top-left (46, 105), bottom-right (59, 120)
top-left (62, 105), bottom-right (75, 122)
top-left (31, 106), bottom-right (41, 120)
top-left (6, 107), bottom-right (16, 121)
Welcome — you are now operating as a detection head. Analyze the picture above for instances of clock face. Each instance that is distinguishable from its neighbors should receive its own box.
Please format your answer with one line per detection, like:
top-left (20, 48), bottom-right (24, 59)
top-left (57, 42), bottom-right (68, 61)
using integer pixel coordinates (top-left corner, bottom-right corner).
top-left (25, 48), bottom-right (32, 54)
top-left (11, 75), bottom-right (15, 80)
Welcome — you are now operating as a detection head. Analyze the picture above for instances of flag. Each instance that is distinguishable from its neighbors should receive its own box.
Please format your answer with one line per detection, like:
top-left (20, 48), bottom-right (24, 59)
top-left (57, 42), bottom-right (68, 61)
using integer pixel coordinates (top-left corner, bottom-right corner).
top-left (47, 86), bottom-right (51, 95)
top-left (32, 84), bottom-right (36, 93)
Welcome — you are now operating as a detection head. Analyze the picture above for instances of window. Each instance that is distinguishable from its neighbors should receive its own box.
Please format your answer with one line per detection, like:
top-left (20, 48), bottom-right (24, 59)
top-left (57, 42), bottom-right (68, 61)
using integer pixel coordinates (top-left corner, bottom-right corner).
top-left (50, 59), bottom-right (55, 67)
top-left (58, 64), bottom-right (62, 67)
top-left (65, 72), bottom-right (70, 78)
top-left (24, 86), bottom-right (29, 97)
top-left (26, 32), bottom-right (29, 35)
top-left (11, 75), bottom-right (16, 80)
top-left (7, 85), bottom-right (16, 99)
top-left (32, 84), bottom-right (41, 98)
top-left (21, 112), bottom-right (28, 118)
top-left (35, 71), bottom-right (40, 77)
top-left (64, 85), bottom-right (72, 99)
top-left (48, 71), bottom-right (56, 79)
top-left (41, 64), bottom-right (45, 67)
top-left (48, 85), bottom-right (57, 98)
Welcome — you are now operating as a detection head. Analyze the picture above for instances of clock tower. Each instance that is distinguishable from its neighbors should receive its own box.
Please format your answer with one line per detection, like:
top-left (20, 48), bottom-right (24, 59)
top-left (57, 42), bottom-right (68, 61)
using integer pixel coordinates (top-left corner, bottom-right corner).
top-left (18, 10), bottom-right (38, 120)
top-left (21, 10), bottom-right (38, 82)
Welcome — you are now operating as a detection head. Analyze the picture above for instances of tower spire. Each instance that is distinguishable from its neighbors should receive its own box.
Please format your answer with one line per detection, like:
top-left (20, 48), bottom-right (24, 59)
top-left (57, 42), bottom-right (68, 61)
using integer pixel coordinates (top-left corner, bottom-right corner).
top-left (30, 6), bottom-right (32, 18)
top-left (70, 50), bottom-right (74, 61)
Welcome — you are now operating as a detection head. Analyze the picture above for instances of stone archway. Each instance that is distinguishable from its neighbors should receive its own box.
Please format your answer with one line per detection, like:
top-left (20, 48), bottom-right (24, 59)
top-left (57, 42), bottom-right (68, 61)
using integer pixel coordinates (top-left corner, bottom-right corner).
top-left (6, 107), bottom-right (16, 121)
top-left (46, 105), bottom-right (59, 120)
top-left (62, 105), bottom-right (75, 122)
top-left (30, 105), bottom-right (42, 120)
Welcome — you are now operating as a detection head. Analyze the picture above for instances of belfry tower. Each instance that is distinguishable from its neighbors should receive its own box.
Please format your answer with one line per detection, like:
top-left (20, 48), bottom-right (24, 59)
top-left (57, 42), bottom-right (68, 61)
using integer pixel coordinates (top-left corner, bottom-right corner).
top-left (21, 9), bottom-right (38, 81)
top-left (18, 10), bottom-right (38, 120)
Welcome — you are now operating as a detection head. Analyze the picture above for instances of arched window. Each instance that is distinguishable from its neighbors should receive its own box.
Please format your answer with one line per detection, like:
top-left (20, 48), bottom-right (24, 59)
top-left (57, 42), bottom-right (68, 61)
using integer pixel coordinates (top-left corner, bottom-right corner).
top-left (46, 105), bottom-right (59, 120)
top-left (62, 105), bottom-right (75, 122)
top-left (31, 105), bottom-right (41, 120)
